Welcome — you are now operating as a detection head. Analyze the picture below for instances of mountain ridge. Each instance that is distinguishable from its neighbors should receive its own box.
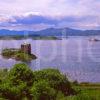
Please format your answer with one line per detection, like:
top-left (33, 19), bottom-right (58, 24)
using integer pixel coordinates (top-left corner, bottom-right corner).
top-left (0, 28), bottom-right (100, 37)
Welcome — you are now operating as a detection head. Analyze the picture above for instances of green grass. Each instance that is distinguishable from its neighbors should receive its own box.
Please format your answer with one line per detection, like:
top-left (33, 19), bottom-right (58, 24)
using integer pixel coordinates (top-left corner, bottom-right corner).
top-left (0, 67), bottom-right (100, 100)
top-left (62, 84), bottom-right (100, 100)
top-left (1, 49), bottom-right (37, 62)
top-left (0, 69), bottom-right (8, 81)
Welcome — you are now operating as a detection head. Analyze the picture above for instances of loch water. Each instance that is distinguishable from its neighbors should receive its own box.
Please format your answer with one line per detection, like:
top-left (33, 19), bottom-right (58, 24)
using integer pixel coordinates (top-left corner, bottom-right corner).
top-left (0, 36), bottom-right (100, 82)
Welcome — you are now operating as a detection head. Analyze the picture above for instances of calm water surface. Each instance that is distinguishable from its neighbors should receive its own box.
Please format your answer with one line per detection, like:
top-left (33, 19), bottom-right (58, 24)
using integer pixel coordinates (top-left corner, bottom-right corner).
top-left (0, 37), bottom-right (100, 82)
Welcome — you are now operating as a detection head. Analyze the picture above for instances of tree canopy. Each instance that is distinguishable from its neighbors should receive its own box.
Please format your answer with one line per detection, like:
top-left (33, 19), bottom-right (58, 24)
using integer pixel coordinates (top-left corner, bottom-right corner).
top-left (0, 63), bottom-right (76, 100)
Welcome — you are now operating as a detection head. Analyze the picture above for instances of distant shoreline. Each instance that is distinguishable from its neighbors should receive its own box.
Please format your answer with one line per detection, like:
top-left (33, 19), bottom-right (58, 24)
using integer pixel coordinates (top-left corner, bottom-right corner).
top-left (0, 36), bottom-right (59, 40)
top-left (0, 35), bottom-right (100, 40)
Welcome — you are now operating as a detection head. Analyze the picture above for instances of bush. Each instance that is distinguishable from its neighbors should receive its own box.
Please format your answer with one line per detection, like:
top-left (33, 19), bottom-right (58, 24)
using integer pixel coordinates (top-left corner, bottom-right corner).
top-left (30, 80), bottom-right (56, 100)
top-left (8, 63), bottom-right (34, 86)
top-left (0, 63), bottom-right (76, 99)
top-left (2, 49), bottom-right (16, 58)
top-left (0, 82), bottom-right (26, 100)
top-left (2, 49), bottom-right (37, 62)
top-left (15, 53), bottom-right (32, 62)
top-left (0, 69), bottom-right (8, 82)
top-left (33, 68), bottom-right (75, 95)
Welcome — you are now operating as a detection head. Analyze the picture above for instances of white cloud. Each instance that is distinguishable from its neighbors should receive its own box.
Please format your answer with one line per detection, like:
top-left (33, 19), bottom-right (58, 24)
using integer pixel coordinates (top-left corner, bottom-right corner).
top-left (0, 0), bottom-right (99, 16)
top-left (0, 0), bottom-right (100, 30)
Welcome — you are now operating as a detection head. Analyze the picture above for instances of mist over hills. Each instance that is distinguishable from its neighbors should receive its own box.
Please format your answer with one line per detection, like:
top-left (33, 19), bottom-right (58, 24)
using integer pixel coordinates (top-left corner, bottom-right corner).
top-left (0, 28), bottom-right (100, 37)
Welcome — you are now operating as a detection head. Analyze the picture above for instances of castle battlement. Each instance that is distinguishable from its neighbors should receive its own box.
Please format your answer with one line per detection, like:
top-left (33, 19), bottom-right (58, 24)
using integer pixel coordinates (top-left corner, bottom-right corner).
top-left (21, 43), bottom-right (31, 54)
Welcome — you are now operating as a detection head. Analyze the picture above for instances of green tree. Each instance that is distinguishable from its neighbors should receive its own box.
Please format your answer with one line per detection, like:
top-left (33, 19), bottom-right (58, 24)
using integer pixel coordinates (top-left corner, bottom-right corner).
top-left (33, 68), bottom-right (75, 95)
top-left (0, 63), bottom-right (35, 100)
top-left (30, 80), bottom-right (56, 100)
top-left (15, 53), bottom-right (32, 62)
top-left (8, 63), bottom-right (34, 86)
top-left (0, 64), bottom-right (76, 100)
top-left (0, 82), bottom-right (26, 100)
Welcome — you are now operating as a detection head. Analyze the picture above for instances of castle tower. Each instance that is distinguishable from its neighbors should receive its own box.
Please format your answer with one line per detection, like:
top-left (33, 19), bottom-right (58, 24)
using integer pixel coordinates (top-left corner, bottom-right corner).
top-left (21, 43), bottom-right (31, 54)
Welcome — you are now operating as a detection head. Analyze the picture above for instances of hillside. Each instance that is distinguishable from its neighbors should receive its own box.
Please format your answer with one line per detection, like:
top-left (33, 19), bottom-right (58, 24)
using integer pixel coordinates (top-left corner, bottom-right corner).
top-left (0, 28), bottom-right (100, 38)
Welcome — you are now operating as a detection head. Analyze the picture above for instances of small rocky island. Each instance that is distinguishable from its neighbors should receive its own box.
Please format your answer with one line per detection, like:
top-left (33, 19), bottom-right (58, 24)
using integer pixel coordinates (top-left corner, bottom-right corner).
top-left (1, 43), bottom-right (37, 62)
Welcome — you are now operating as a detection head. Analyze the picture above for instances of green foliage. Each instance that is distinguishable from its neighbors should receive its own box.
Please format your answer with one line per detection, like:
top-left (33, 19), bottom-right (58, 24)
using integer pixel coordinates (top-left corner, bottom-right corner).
top-left (33, 68), bottom-right (75, 95)
top-left (0, 63), bottom-right (76, 100)
top-left (0, 64), bottom-right (100, 100)
top-left (56, 91), bottom-right (67, 100)
top-left (15, 52), bottom-right (32, 62)
top-left (30, 80), bottom-right (56, 100)
top-left (0, 82), bottom-right (26, 100)
top-left (2, 49), bottom-right (16, 58)
top-left (0, 64), bottom-right (34, 99)
top-left (64, 89), bottom-right (100, 100)
top-left (1, 49), bottom-right (37, 62)
top-left (0, 69), bottom-right (8, 82)
top-left (8, 63), bottom-right (34, 86)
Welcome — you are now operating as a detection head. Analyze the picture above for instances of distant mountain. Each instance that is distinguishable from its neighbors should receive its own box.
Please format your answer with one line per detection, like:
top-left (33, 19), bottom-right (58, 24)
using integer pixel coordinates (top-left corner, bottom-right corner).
top-left (0, 29), bottom-right (32, 36)
top-left (0, 28), bottom-right (100, 37)
top-left (34, 28), bottom-right (100, 36)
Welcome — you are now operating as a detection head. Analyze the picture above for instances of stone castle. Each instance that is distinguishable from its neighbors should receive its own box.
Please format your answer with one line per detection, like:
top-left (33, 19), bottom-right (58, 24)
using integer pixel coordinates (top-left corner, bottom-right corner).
top-left (21, 43), bottom-right (31, 54)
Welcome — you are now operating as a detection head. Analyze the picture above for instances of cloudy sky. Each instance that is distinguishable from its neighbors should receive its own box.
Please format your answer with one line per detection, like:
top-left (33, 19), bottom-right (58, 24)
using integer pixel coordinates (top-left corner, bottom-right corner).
top-left (0, 0), bottom-right (100, 30)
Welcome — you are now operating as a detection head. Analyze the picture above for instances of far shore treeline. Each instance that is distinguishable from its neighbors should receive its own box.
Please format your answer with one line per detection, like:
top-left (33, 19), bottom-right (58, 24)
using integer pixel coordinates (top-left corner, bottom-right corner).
top-left (0, 28), bottom-right (100, 40)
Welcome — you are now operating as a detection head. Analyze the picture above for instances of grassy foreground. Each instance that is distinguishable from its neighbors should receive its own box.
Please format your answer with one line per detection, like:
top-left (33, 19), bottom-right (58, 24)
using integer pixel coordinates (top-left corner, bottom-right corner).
top-left (64, 84), bottom-right (100, 100)
top-left (0, 64), bottom-right (100, 100)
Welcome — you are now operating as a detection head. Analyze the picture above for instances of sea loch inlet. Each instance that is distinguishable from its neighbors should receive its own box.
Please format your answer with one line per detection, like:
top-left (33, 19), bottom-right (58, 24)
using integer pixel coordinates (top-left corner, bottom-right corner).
top-left (0, 37), bottom-right (100, 82)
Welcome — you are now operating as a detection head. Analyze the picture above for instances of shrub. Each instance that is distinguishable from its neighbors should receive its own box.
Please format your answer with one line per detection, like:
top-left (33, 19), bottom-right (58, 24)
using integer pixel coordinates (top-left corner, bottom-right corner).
top-left (8, 63), bottom-right (34, 86)
top-left (33, 68), bottom-right (76, 95)
top-left (0, 82), bottom-right (27, 100)
top-left (30, 80), bottom-right (56, 100)
top-left (15, 53), bottom-right (32, 62)
top-left (0, 64), bottom-right (76, 99)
